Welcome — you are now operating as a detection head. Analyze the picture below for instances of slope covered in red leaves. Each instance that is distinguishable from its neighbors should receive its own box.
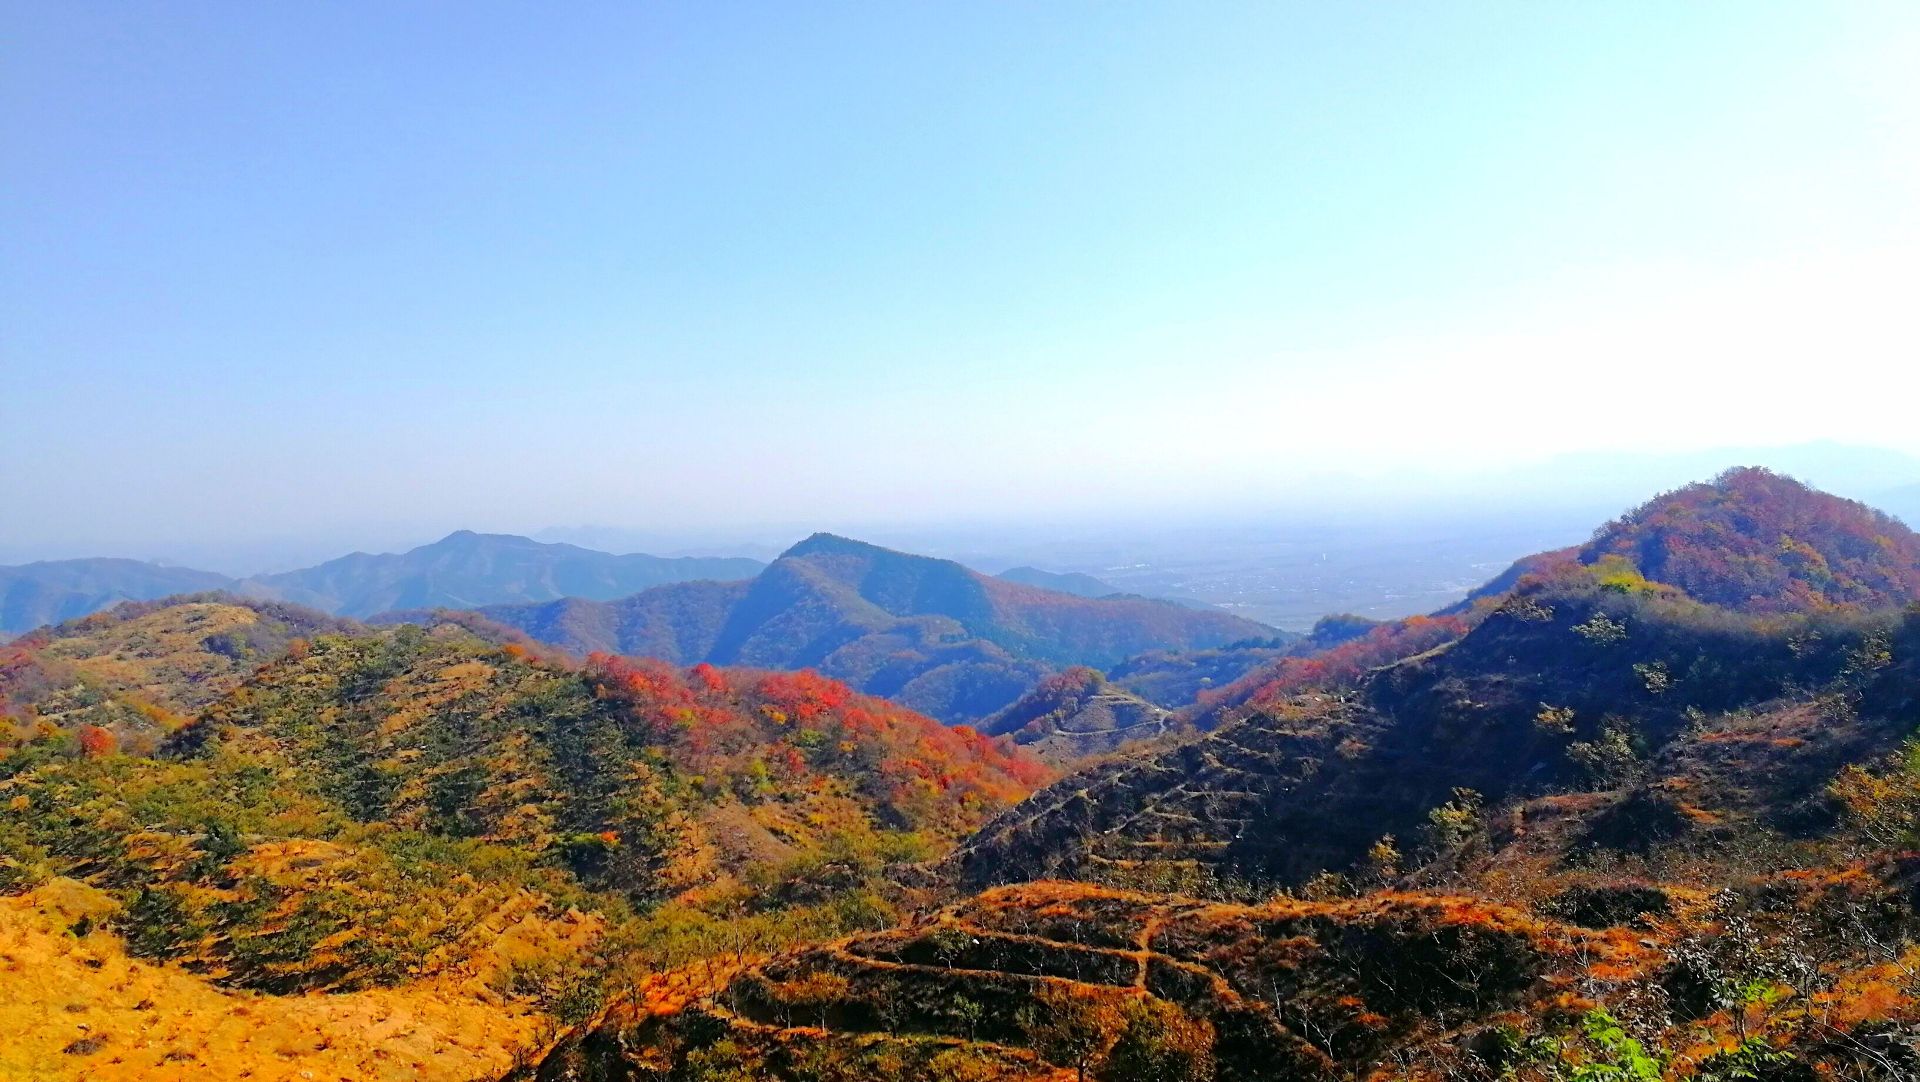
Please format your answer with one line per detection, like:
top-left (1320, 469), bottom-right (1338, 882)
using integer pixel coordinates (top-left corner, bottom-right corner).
top-left (1580, 466), bottom-right (1920, 613)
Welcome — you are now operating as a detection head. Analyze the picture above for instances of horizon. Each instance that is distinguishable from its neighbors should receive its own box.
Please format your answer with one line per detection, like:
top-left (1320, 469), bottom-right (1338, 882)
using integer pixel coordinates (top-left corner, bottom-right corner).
top-left (8, 4), bottom-right (1920, 563)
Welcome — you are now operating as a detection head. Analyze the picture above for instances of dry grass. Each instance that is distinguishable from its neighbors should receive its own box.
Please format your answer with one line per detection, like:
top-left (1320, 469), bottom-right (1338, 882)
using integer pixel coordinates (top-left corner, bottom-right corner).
top-left (0, 879), bottom-right (553, 1082)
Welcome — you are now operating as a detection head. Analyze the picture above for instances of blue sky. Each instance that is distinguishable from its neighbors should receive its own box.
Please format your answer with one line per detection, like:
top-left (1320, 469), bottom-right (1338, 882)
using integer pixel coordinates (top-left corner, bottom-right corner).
top-left (5, 3), bottom-right (1919, 564)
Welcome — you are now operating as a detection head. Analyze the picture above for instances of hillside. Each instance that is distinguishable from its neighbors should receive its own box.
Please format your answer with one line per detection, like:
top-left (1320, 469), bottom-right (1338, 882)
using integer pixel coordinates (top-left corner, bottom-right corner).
top-left (0, 559), bottom-right (233, 635)
top-left (980, 667), bottom-right (1177, 763)
top-left (479, 534), bottom-right (1274, 724)
top-left (558, 881), bottom-right (1671, 1082)
top-left (0, 605), bottom-right (1049, 1079)
top-left (954, 567), bottom-right (1920, 889)
top-left (0, 594), bottom-right (359, 748)
top-left (11, 473), bottom-right (1920, 1082)
top-left (0, 877), bottom-right (554, 1082)
top-left (1109, 618), bottom-right (1359, 709)
top-left (244, 530), bottom-right (763, 618)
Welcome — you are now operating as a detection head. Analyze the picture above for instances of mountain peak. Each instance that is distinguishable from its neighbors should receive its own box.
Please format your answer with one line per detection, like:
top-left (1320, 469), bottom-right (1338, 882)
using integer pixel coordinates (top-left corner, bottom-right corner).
top-left (778, 532), bottom-right (896, 560)
top-left (1580, 466), bottom-right (1920, 612)
top-left (426, 529), bottom-right (513, 549)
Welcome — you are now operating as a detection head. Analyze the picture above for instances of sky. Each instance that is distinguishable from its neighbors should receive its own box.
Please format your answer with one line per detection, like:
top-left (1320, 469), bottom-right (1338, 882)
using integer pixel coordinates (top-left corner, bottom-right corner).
top-left (6, 3), bottom-right (1920, 569)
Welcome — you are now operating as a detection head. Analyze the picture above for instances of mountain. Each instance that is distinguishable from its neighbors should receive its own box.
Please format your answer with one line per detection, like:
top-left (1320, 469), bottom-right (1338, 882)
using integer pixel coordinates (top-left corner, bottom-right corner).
top-left (243, 530), bottom-right (764, 618)
top-left (1574, 466), bottom-right (1920, 612)
top-left (952, 565), bottom-right (1920, 888)
top-left (0, 558), bottom-right (233, 635)
top-left (979, 666), bottom-right (1177, 763)
top-left (18, 472), bottom-right (1920, 1082)
top-left (1107, 617), bottom-right (1359, 708)
top-left (475, 533), bottom-right (1275, 724)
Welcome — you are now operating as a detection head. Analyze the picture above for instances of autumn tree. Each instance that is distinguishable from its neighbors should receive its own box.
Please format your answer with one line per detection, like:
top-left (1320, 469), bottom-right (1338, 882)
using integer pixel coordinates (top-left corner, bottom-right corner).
top-left (1101, 997), bottom-right (1215, 1082)
top-left (1022, 985), bottom-right (1127, 1082)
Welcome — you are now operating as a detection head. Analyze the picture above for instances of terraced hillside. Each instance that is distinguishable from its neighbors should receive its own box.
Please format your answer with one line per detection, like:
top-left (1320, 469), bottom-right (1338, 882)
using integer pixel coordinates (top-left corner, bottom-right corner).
top-left (980, 667), bottom-right (1178, 763)
top-left (955, 567), bottom-right (1920, 891)
top-left (539, 857), bottom-right (1920, 1081)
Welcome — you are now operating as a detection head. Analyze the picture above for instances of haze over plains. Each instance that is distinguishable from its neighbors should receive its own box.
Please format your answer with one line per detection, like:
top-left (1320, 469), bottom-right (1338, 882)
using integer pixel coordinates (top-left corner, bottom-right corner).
top-left (6, 4), bottom-right (1920, 570)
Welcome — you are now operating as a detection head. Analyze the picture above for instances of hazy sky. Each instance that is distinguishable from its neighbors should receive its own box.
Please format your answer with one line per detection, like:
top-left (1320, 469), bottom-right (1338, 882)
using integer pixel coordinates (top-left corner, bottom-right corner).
top-left (6, 3), bottom-right (1920, 563)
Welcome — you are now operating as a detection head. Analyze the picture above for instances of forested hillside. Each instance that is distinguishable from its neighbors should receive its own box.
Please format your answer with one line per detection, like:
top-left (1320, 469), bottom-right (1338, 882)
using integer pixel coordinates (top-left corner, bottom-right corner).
top-left (1579, 466), bottom-right (1920, 612)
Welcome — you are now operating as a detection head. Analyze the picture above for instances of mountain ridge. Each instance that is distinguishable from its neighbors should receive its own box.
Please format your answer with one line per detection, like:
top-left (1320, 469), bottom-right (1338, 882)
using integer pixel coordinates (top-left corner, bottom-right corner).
top-left (0, 532), bottom-right (766, 634)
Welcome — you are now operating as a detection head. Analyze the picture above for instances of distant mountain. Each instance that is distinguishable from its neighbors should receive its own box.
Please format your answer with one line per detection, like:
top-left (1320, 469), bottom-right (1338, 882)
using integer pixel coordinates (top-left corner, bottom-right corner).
top-left (994, 566), bottom-right (1122, 597)
top-left (1877, 482), bottom-right (1920, 527)
top-left (1, 534), bottom-right (764, 634)
top-left (241, 531), bottom-right (764, 618)
top-left (997, 564), bottom-right (1225, 613)
top-left (0, 558), bottom-right (233, 635)
top-left (476, 533), bottom-right (1275, 724)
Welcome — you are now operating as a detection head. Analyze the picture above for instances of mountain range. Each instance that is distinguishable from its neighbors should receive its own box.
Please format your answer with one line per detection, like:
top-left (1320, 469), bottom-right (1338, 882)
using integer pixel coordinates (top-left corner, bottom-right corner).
top-left (467, 533), bottom-right (1276, 724)
top-left (0, 558), bottom-right (232, 635)
top-left (238, 530), bottom-right (764, 618)
top-left (0, 531), bottom-right (764, 635)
